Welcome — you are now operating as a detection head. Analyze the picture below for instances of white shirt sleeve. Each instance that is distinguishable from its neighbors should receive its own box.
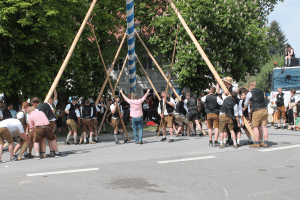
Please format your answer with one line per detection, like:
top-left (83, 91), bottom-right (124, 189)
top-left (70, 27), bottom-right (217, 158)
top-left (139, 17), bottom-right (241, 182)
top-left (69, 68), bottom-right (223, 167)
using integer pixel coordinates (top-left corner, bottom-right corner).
top-left (119, 104), bottom-right (123, 113)
top-left (217, 97), bottom-right (223, 105)
top-left (284, 95), bottom-right (289, 108)
top-left (75, 109), bottom-right (80, 118)
top-left (244, 92), bottom-right (252, 107)
top-left (184, 103), bottom-right (189, 113)
top-left (170, 98), bottom-right (175, 106)
top-left (65, 104), bottom-right (71, 111)
top-left (201, 96), bottom-right (206, 102)
top-left (110, 104), bottom-right (114, 111)
top-left (95, 105), bottom-right (100, 112)
top-left (16, 112), bottom-right (24, 120)
top-left (53, 100), bottom-right (58, 107)
top-left (238, 100), bottom-right (243, 116)
top-left (158, 102), bottom-right (162, 114)
top-left (48, 103), bottom-right (54, 110)
top-left (234, 104), bottom-right (239, 116)
top-left (17, 123), bottom-right (25, 134)
top-left (80, 107), bottom-right (83, 116)
top-left (219, 88), bottom-right (224, 94)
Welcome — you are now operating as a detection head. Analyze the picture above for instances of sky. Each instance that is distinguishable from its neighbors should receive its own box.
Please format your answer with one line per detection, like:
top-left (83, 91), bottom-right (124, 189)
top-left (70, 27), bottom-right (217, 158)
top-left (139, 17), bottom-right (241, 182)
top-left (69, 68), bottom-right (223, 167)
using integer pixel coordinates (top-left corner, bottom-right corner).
top-left (268, 0), bottom-right (300, 57)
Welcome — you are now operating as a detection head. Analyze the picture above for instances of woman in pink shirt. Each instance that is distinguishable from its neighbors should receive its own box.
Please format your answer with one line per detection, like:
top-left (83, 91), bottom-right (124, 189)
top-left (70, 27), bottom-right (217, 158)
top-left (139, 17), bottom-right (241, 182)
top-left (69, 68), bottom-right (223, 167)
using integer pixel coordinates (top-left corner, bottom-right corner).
top-left (120, 89), bottom-right (150, 144)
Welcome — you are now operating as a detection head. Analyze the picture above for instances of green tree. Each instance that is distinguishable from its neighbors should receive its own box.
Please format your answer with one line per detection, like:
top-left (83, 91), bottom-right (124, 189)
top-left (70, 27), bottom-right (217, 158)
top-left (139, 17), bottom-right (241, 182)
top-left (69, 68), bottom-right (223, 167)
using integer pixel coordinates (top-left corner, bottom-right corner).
top-left (268, 20), bottom-right (288, 55)
top-left (255, 53), bottom-right (284, 91)
top-left (146, 0), bottom-right (282, 93)
top-left (0, 0), bottom-right (118, 109)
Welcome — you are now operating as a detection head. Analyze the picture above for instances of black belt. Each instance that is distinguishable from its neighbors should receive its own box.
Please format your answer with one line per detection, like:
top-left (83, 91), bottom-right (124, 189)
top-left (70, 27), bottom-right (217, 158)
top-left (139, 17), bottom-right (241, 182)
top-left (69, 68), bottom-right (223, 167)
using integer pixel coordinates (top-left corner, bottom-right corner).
top-left (36, 125), bottom-right (50, 128)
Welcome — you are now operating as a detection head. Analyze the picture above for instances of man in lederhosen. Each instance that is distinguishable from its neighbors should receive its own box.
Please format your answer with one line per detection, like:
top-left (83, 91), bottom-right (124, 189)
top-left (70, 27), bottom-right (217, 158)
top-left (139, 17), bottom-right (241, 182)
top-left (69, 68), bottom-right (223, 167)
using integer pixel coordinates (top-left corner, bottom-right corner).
top-left (274, 87), bottom-right (288, 129)
top-left (219, 91), bottom-right (241, 149)
top-left (90, 100), bottom-right (100, 142)
top-left (65, 98), bottom-right (81, 145)
top-left (81, 99), bottom-right (96, 144)
top-left (243, 81), bottom-right (268, 148)
top-left (35, 97), bottom-right (63, 157)
top-left (158, 91), bottom-right (176, 142)
top-left (0, 118), bottom-right (29, 162)
top-left (174, 96), bottom-right (189, 136)
top-left (216, 77), bottom-right (238, 145)
top-left (185, 93), bottom-right (203, 136)
top-left (201, 87), bottom-right (223, 147)
top-left (109, 97), bottom-right (128, 144)
top-left (239, 91), bottom-right (253, 145)
top-left (13, 102), bottom-right (32, 158)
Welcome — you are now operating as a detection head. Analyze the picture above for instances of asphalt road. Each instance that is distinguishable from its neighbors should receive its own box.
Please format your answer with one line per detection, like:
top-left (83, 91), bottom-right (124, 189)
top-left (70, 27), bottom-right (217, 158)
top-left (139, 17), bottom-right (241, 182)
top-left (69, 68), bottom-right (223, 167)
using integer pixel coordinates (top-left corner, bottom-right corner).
top-left (1, 126), bottom-right (300, 200)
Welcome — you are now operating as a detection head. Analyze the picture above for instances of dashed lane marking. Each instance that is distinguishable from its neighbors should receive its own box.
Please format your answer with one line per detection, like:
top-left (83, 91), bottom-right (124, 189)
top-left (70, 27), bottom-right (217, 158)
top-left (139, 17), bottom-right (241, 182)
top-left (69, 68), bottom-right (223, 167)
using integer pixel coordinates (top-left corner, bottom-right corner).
top-left (259, 144), bottom-right (300, 152)
top-left (157, 156), bottom-right (216, 164)
top-left (27, 168), bottom-right (99, 177)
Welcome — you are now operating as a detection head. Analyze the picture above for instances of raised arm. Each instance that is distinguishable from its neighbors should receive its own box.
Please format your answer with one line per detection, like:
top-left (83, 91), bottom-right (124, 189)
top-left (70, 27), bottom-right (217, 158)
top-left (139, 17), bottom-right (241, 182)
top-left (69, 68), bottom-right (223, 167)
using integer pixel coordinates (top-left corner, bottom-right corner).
top-left (119, 89), bottom-right (127, 100)
top-left (54, 88), bottom-right (58, 100)
top-left (142, 89), bottom-right (150, 99)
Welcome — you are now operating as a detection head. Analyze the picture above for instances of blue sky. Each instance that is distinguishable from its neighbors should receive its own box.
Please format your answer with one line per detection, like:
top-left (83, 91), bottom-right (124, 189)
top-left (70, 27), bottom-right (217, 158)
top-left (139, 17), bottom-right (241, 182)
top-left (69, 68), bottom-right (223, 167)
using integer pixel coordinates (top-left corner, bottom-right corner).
top-left (268, 0), bottom-right (300, 57)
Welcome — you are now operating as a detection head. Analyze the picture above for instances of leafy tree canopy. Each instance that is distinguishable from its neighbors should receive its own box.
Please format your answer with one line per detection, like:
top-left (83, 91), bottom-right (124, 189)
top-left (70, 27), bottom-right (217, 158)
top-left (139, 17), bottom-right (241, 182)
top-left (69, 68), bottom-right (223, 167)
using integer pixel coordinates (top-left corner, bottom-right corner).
top-left (147, 0), bottom-right (282, 93)
top-left (268, 20), bottom-right (288, 56)
top-left (0, 0), bottom-right (120, 104)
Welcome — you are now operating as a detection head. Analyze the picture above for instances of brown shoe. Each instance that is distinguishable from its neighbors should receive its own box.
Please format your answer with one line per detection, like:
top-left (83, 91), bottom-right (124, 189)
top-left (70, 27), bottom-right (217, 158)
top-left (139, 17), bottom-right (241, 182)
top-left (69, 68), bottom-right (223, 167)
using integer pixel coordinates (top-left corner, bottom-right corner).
top-left (260, 142), bottom-right (265, 147)
top-left (175, 134), bottom-right (180, 137)
top-left (168, 139), bottom-right (174, 143)
top-left (219, 144), bottom-right (224, 149)
top-left (48, 153), bottom-right (55, 157)
top-left (237, 143), bottom-right (241, 147)
top-left (160, 137), bottom-right (167, 142)
top-left (89, 141), bottom-right (96, 144)
top-left (233, 144), bottom-right (238, 149)
top-left (249, 143), bottom-right (260, 148)
top-left (40, 154), bottom-right (47, 159)
top-left (262, 143), bottom-right (268, 148)
top-left (187, 134), bottom-right (191, 137)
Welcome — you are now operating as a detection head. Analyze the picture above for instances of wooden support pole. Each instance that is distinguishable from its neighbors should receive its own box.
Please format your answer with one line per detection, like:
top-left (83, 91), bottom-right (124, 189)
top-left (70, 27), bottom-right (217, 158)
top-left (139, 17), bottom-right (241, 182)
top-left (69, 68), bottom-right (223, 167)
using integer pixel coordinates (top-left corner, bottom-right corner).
top-left (95, 33), bottom-right (127, 106)
top-left (167, 0), bottom-right (254, 137)
top-left (158, 25), bottom-right (179, 137)
top-left (96, 56), bottom-right (128, 135)
top-left (97, 56), bottom-right (128, 135)
top-left (91, 26), bottom-right (129, 141)
top-left (44, 0), bottom-right (98, 103)
top-left (136, 33), bottom-right (181, 101)
top-left (136, 56), bottom-right (161, 101)
top-left (97, 103), bottom-right (111, 135)
top-left (17, 141), bottom-right (28, 160)
top-left (113, 55), bottom-right (128, 91)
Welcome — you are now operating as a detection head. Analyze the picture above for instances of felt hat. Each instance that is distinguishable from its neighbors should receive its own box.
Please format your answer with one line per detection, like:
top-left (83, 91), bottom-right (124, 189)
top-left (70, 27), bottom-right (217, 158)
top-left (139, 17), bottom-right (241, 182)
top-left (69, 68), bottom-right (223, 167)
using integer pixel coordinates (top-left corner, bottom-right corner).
top-left (223, 77), bottom-right (233, 85)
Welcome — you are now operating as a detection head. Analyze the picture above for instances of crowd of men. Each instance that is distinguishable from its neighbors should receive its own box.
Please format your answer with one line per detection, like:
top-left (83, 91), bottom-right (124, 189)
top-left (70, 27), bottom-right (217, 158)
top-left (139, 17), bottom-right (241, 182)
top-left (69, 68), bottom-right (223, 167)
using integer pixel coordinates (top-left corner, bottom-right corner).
top-left (0, 77), bottom-right (271, 163)
top-left (155, 77), bottom-right (268, 149)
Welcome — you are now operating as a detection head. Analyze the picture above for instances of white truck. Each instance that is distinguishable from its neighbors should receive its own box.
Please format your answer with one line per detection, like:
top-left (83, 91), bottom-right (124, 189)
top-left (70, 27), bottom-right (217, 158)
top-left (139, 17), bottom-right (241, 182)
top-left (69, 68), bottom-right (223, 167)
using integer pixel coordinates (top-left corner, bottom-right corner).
top-left (270, 66), bottom-right (300, 108)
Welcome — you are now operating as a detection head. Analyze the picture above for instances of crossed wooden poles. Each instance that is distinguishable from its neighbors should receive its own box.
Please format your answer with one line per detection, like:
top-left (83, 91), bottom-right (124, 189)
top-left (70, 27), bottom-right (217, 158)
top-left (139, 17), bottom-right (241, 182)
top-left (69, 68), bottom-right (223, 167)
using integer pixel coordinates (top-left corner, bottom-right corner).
top-left (18, 0), bottom-right (255, 160)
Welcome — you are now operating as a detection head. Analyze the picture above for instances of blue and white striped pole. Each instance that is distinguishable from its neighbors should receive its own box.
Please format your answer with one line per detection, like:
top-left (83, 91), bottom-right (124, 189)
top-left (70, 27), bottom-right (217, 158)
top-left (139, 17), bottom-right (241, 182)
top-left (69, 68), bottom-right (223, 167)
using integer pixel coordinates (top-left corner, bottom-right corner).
top-left (126, 0), bottom-right (136, 94)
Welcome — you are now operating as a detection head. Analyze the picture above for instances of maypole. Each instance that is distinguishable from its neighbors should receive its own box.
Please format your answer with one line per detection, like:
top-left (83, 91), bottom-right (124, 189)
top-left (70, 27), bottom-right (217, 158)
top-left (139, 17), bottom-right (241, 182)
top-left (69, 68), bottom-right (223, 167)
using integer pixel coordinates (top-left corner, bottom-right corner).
top-left (126, 0), bottom-right (136, 95)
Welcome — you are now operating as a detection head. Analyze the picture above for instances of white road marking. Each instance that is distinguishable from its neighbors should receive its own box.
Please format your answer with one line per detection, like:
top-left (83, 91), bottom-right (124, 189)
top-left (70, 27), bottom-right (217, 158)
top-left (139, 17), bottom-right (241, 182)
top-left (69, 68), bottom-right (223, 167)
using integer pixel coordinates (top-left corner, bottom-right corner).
top-left (158, 156), bottom-right (216, 164)
top-left (259, 144), bottom-right (300, 152)
top-left (252, 185), bottom-right (300, 196)
top-left (27, 168), bottom-right (99, 177)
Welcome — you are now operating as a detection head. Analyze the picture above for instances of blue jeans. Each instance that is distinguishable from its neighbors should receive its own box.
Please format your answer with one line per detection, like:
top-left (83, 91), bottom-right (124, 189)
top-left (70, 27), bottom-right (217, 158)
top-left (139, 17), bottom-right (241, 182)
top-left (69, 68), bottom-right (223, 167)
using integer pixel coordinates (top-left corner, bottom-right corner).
top-left (132, 116), bottom-right (144, 142)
